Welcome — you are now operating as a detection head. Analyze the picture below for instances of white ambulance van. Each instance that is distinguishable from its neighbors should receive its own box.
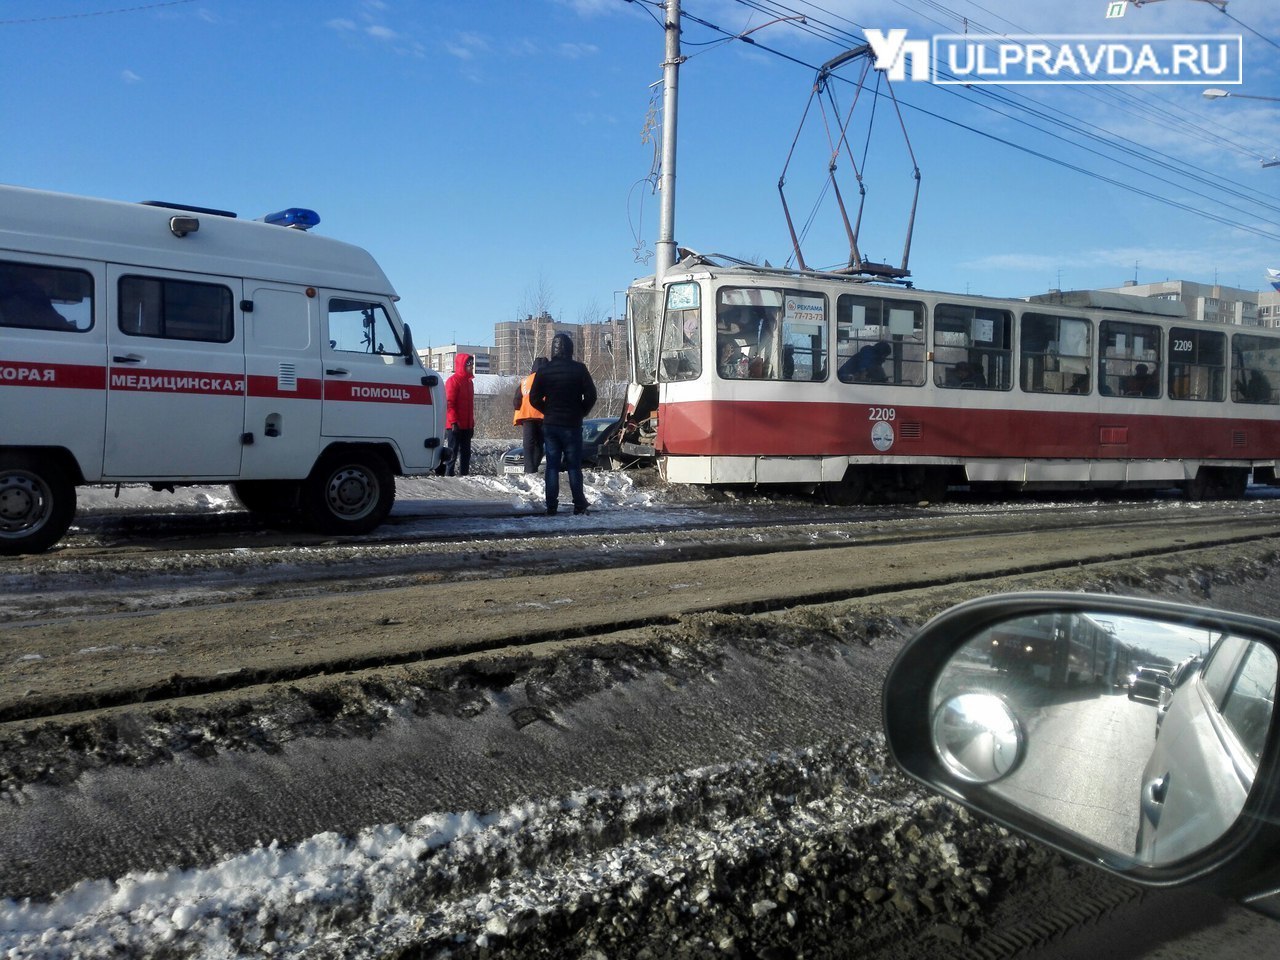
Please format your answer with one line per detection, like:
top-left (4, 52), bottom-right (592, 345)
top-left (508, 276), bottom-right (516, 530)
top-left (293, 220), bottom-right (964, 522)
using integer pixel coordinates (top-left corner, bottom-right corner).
top-left (0, 184), bottom-right (445, 554)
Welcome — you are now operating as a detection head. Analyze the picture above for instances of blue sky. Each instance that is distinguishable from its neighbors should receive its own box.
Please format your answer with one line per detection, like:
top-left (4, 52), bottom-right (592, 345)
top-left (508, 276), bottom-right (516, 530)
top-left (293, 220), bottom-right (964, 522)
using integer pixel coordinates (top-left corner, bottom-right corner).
top-left (4, 0), bottom-right (1280, 348)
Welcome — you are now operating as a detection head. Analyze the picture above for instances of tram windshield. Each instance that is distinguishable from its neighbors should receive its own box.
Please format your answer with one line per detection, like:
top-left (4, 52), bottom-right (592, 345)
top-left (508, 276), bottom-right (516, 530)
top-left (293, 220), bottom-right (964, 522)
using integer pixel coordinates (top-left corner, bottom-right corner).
top-left (627, 283), bottom-right (660, 386)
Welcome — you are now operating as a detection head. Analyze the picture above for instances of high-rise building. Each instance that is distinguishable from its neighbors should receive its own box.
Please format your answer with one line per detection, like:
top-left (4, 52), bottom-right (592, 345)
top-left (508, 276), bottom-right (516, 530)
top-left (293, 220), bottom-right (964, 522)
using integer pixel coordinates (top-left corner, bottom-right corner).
top-left (493, 313), bottom-right (629, 378)
top-left (1257, 290), bottom-right (1280, 329)
top-left (1095, 280), bottom-right (1259, 326)
top-left (417, 344), bottom-right (496, 375)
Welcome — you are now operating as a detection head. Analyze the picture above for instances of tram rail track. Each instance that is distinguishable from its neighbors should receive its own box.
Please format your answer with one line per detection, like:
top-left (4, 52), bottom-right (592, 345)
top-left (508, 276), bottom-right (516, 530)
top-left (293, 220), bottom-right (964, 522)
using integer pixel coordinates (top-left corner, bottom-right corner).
top-left (6, 499), bottom-right (1278, 620)
top-left (6, 509), bottom-right (1280, 726)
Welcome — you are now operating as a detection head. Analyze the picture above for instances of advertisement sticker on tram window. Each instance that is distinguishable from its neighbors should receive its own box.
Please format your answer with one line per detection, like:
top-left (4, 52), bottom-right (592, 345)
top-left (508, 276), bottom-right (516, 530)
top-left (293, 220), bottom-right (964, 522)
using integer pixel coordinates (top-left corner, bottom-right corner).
top-left (667, 283), bottom-right (700, 311)
top-left (871, 420), bottom-right (895, 452)
top-left (972, 318), bottom-right (995, 343)
top-left (784, 296), bottom-right (824, 324)
top-left (888, 308), bottom-right (916, 337)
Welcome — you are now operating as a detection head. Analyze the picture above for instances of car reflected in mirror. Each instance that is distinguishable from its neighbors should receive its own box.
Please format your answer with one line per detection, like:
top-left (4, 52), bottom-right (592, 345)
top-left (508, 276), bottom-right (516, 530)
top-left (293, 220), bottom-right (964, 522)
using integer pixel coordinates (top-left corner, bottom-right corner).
top-left (884, 593), bottom-right (1280, 893)
top-left (928, 608), bottom-right (1276, 865)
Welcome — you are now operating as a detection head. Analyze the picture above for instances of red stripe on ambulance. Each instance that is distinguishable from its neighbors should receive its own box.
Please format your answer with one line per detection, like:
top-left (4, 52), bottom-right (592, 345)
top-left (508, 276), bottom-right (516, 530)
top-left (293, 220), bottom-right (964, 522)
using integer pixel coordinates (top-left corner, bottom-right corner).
top-left (108, 369), bottom-right (245, 395)
top-left (324, 380), bottom-right (433, 405)
top-left (0, 360), bottom-right (106, 390)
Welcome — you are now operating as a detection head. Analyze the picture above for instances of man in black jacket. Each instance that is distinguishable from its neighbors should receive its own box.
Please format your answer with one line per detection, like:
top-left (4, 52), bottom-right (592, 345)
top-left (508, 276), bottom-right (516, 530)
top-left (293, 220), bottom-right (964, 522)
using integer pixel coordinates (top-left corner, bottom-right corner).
top-left (529, 333), bottom-right (597, 515)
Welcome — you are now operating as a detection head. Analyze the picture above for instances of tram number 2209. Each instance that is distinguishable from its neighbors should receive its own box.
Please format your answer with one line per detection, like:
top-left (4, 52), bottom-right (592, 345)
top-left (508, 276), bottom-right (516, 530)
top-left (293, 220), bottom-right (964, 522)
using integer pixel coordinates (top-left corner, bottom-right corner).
top-left (868, 407), bottom-right (896, 422)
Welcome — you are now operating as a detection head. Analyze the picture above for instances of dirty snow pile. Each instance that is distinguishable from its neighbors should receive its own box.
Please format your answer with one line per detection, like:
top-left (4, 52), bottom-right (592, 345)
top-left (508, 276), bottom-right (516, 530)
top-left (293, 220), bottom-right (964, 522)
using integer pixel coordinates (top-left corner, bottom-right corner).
top-left (0, 739), bottom-right (1048, 960)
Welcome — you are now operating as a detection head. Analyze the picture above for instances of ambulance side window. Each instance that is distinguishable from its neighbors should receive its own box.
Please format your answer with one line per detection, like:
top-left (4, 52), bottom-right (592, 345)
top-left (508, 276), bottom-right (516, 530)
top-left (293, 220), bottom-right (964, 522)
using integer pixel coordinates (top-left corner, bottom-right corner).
top-left (328, 298), bottom-right (402, 355)
top-left (0, 260), bottom-right (93, 332)
top-left (118, 276), bottom-right (233, 343)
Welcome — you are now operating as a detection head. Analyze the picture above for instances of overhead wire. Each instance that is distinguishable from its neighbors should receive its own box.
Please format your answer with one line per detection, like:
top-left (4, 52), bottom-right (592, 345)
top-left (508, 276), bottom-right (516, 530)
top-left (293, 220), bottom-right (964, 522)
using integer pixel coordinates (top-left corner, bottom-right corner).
top-left (745, 0), bottom-right (1280, 170)
top-left (0, 0), bottom-right (193, 25)
top-left (1220, 7), bottom-right (1280, 54)
top-left (699, 0), bottom-right (1280, 232)
top-left (672, 0), bottom-right (1280, 243)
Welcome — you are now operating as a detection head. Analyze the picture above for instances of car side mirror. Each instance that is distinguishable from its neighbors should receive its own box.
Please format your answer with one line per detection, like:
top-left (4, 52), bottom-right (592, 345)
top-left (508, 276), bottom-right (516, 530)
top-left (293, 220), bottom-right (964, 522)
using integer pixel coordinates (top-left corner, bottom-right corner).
top-left (401, 322), bottom-right (417, 365)
top-left (883, 592), bottom-right (1280, 909)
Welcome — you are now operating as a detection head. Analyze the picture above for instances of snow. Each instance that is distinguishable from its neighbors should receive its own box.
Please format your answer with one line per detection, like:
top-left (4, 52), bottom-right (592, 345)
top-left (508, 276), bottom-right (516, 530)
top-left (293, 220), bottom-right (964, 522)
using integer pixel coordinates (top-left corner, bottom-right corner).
top-left (0, 745), bottom-right (901, 960)
top-left (68, 441), bottom-right (707, 542)
top-left (8, 449), bottom-right (1280, 957)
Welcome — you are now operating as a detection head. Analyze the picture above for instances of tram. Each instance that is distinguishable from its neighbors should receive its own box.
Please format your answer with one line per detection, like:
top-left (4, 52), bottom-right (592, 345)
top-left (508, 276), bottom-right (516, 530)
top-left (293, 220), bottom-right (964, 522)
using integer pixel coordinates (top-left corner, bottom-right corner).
top-left (987, 611), bottom-right (1134, 689)
top-left (616, 252), bottom-right (1280, 502)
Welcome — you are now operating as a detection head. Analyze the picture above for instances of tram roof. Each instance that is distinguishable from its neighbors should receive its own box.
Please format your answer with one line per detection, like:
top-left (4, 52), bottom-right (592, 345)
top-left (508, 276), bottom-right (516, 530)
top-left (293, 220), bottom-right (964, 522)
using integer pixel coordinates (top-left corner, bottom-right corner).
top-left (635, 251), bottom-right (1189, 321)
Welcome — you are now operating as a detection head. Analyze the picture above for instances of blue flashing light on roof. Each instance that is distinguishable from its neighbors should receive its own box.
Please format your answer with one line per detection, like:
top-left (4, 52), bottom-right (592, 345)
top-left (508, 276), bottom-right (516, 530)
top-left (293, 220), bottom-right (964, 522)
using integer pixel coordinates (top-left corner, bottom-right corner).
top-left (260, 208), bottom-right (321, 230)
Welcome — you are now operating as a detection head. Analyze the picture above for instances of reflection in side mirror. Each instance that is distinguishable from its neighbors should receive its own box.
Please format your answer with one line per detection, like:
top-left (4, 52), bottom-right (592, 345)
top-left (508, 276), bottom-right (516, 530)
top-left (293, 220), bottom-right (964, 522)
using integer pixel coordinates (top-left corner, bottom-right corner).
top-left (917, 604), bottom-right (1277, 867)
top-left (933, 693), bottom-right (1025, 783)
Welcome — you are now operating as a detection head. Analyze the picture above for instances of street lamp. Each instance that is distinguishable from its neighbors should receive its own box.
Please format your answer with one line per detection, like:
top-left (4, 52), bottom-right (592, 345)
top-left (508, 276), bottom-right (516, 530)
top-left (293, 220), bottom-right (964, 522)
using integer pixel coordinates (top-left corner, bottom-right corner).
top-left (1202, 90), bottom-right (1280, 167)
top-left (1203, 88), bottom-right (1280, 102)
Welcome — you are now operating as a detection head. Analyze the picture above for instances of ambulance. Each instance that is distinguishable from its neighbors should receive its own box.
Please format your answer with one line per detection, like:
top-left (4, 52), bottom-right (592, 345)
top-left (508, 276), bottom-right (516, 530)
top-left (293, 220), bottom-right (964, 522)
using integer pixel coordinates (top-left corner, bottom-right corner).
top-left (0, 184), bottom-right (444, 554)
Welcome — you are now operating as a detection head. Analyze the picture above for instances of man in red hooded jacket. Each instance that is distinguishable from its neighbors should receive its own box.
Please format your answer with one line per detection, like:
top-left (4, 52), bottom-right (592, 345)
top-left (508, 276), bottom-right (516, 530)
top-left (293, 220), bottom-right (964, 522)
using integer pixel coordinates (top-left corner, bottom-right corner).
top-left (444, 353), bottom-right (475, 476)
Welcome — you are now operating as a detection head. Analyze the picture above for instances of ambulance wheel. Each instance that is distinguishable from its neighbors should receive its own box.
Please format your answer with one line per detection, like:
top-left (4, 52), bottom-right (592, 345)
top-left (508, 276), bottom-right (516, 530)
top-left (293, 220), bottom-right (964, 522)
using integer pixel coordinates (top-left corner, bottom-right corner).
top-left (0, 453), bottom-right (76, 555)
top-left (302, 451), bottom-right (395, 535)
top-left (232, 480), bottom-right (300, 520)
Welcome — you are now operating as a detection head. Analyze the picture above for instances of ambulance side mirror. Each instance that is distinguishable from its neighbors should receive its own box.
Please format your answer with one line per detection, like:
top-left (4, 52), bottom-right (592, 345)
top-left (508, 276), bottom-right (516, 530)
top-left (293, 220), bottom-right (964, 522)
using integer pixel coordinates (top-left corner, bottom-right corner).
top-left (401, 323), bottom-right (417, 365)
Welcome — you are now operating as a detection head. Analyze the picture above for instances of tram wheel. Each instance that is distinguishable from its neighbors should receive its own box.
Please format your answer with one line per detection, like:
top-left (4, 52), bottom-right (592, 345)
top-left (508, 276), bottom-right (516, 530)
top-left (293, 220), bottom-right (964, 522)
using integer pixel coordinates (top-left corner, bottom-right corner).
top-left (911, 468), bottom-right (949, 504)
top-left (822, 470), bottom-right (868, 506)
top-left (1184, 467), bottom-right (1248, 501)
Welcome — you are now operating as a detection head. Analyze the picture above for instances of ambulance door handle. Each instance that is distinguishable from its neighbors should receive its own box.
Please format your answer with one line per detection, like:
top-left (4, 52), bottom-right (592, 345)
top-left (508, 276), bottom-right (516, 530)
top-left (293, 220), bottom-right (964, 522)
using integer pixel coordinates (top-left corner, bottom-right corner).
top-left (112, 354), bottom-right (143, 364)
top-left (325, 367), bottom-right (349, 376)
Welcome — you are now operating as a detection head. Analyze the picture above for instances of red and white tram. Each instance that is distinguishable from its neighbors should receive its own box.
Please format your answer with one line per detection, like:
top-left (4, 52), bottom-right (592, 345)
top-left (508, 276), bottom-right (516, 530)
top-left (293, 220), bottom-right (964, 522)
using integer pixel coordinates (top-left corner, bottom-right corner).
top-left (618, 253), bottom-right (1280, 502)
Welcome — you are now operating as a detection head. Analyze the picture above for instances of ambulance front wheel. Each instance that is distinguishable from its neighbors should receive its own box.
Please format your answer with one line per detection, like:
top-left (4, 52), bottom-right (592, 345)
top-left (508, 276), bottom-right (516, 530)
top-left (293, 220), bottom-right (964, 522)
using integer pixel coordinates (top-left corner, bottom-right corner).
top-left (302, 450), bottom-right (395, 535)
top-left (0, 452), bottom-right (76, 555)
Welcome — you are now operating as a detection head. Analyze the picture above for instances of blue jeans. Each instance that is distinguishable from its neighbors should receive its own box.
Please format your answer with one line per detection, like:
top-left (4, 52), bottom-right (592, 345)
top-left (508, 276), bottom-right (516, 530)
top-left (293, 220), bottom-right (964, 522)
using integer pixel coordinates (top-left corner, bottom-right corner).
top-left (542, 423), bottom-right (586, 511)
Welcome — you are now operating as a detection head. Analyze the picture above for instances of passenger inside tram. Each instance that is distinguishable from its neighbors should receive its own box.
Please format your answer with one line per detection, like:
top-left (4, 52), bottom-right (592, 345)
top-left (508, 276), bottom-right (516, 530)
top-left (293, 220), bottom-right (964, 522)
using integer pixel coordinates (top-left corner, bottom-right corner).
top-left (1240, 369), bottom-right (1273, 403)
top-left (718, 337), bottom-right (748, 378)
top-left (949, 361), bottom-right (986, 388)
top-left (1122, 363), bottom-right (1159, 397)
top-left (840, 341), bottom-right (892, 382)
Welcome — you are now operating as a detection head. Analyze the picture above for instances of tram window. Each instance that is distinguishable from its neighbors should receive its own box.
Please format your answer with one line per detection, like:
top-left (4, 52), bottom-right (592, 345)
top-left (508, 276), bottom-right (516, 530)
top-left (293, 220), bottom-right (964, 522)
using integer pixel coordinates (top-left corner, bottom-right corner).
top-left (835, 294), bottom-right (925, 386)
top-left (1099, 320), bottom-right (1161, 398)
top-left (1020, 313), bottom-right (1092, 396)
top-left (1231, 333), bottom-right (1280, 405)
top-left (716, 287), bottom-right (819, 381)
top-left (933, 303), bottom-right (1012, 390)
top-left (660, 282), bottom-right (702, 382)
top-left (1168, 326), bottom-right (1225, 402)
top-left (782, 293), bottom-right (827, 381)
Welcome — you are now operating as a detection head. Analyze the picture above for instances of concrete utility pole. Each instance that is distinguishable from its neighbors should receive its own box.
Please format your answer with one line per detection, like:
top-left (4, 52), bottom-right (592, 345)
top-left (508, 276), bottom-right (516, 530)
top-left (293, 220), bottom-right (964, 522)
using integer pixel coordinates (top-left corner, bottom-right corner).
top-left (655, 0), bottom-right (683, 288)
